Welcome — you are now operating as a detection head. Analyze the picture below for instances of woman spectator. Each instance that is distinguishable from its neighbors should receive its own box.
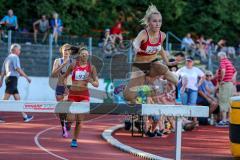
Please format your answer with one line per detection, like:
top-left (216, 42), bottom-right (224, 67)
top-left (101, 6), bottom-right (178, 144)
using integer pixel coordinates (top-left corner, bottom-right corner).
top-left (50, 12), bottom-right (63, 45)
top-left (196, 35), bottom-right (207, 61)
top-left (177, 56), bottom-right (205, 124)
top-left (197, 71), bottom-right (218, 115)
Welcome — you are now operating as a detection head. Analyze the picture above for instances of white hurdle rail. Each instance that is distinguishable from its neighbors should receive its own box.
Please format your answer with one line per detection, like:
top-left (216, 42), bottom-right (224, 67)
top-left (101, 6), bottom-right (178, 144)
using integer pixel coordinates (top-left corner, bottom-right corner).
top-left (0, 100), bottom-right (90, 113)
top-left (0, 100), bottom-right (209, 160)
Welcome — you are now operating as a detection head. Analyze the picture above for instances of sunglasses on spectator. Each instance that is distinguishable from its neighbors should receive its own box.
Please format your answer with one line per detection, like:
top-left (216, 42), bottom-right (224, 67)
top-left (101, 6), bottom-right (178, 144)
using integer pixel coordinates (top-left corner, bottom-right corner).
top-left (206, 75), bottom-right (212, 77)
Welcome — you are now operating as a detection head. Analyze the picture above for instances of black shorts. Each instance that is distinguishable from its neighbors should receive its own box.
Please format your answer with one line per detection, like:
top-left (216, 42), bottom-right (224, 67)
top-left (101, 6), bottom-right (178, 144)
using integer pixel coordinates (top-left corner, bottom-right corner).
top-left (6, 26), bottom-right (17, 31)
top-left (55, 85), bottom-right (65, 96)
top-left (5, 76), bottom-right (18, 94)
top-left (132, 58), bottom-right (167, 75)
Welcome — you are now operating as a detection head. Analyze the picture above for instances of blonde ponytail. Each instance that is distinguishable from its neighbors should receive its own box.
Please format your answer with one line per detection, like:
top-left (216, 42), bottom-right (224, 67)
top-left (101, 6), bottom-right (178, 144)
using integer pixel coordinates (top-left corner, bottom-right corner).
top-left (141, 4), bottom-right (161, 26)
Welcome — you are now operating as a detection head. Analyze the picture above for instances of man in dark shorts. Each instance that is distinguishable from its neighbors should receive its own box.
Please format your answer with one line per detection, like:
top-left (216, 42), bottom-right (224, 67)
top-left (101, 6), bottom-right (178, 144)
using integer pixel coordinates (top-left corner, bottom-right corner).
top-left (0, 43), bottom-right (33, 122)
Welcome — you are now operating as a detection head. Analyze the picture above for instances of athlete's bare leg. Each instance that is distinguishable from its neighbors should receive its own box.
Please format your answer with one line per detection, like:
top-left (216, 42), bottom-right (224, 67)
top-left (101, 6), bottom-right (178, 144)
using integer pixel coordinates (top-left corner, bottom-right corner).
top-left (123, 66), bottom-right (145, 103)
top-left (150, 61), bottom-right (178, 85)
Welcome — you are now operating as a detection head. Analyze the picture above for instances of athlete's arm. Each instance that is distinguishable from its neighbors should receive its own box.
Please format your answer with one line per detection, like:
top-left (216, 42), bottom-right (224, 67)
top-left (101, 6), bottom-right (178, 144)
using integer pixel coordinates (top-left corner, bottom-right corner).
top-left (159, 32), bottom-right (177, 66)
top-left (89, 65), bottom-right (99, 87)
top-left (51, 59), bottom-right (69, 77)
top-left (133, 30), bottom-right (147, 54)
top-left (51, 59), bottom-right (60, 77)
top-left (16, 68), bottom-right (31, 83)
top-left (0, 72), bottom-right (4, 88)
top-left (63, 64), bottom-right (73, 78)
top-left (0, 61), bottom-right (5, 86)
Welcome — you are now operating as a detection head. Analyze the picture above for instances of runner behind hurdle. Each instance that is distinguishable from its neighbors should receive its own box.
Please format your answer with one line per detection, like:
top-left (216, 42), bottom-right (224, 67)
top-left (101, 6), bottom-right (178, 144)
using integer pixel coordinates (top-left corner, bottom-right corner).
top-left (64, 46), bottom-right (99, 148)
top-left (51, 43), bottom-right (72, 138)
top-left (0, 43), bottom-right (33, 122)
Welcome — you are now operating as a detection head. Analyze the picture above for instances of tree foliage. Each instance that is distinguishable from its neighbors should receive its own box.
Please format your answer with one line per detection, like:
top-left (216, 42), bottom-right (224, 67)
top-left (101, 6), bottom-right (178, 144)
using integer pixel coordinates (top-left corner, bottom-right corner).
top-left (0, 0), bottom-right (240, 44)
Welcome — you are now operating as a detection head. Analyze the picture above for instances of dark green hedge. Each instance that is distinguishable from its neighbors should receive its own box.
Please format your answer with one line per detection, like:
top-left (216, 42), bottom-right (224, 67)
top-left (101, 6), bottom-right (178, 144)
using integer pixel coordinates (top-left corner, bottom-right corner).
top-left (1, 0), bottom-right (240, 44)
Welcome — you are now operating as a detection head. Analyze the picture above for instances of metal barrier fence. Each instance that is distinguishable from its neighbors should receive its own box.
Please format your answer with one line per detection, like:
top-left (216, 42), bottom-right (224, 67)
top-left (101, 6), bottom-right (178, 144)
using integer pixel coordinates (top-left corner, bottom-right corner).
top-left (0, 31), bottom-right (133, 78)
top-left (0, 30), bottom-right (219, 77)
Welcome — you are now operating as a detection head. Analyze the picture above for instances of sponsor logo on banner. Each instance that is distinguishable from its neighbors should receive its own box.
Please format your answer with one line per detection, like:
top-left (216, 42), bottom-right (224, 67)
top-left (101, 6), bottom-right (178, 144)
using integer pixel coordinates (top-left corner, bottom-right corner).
top-left (24, 103), bottom-right (55, 111)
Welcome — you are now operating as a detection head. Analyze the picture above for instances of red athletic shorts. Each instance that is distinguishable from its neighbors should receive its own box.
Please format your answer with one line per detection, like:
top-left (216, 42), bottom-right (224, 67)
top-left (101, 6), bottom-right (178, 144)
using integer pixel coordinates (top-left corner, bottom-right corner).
top-left (67, 90), bottom-right (89, 102)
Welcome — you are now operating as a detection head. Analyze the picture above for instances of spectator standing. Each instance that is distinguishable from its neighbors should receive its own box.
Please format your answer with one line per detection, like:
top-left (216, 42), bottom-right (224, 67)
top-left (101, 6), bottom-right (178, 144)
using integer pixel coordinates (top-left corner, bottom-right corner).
top-left (216, 51), bottom-right (236, 127)
top-left (196, 35), bottom-right (207, 61)
top-left (33, 15), bottom-right (49, 43)
top-left (177, 56), bottom-right (205, 124)
top-left (110, 19), bottom-right (124, 48)
top-left (177, 56), bottom-right (205, 105)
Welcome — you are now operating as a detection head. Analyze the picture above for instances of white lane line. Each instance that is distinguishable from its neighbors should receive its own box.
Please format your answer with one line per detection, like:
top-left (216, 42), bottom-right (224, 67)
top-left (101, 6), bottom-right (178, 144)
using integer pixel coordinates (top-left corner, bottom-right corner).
top-left (34, 126), bottom-right (68, 160)
top-left (33, 117), bottom-right (123, 160)
top-left (33, 117), bottom-right (120, 160)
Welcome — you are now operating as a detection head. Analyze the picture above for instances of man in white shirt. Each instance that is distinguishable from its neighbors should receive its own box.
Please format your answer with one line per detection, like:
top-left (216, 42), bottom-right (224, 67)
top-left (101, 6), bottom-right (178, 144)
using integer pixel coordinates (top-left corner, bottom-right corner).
top-left (0, 43), bottom-right (33, 122)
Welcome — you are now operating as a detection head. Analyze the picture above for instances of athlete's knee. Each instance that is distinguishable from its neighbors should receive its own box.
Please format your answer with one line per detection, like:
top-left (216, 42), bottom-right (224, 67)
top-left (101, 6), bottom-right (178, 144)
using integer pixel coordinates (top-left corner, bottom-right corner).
top-left (164, 71), bottom-right (178, 85)
top-left (151, 62), bottom-right (169, 75)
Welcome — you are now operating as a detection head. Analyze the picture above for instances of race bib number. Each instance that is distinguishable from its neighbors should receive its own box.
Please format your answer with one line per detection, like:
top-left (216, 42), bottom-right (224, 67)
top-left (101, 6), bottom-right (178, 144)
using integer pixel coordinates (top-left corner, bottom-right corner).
top-left (146, 45), bottom-right (162, 54)
top-left (75, 70), bottom-right (89, 80)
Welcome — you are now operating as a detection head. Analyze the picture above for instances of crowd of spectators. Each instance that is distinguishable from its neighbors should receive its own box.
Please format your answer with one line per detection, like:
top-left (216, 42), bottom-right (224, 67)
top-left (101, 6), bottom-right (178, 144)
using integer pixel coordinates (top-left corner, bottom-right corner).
top-left (0, 9), bottom-right (63, 45)
top-left (124, 49), bottom-right (238, 137)
top-left (181, 32), bottom-right (240, 62)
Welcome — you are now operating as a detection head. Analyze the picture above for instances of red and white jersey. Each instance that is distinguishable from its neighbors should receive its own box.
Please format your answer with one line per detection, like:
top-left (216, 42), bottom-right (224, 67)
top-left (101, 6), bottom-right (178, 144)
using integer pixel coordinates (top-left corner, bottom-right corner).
top-left (72, 62), bottom-right (91, 81)
top-left (137, 29), bottom-right (162, 56)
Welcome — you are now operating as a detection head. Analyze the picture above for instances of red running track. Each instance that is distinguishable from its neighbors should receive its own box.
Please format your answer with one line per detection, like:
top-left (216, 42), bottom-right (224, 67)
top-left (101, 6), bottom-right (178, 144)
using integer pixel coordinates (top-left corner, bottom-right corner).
top-left (0, 113), bottom-right (141, 160)
top-left (0, 112), bottom-right (233, 160)
top-left (114, 126), bottom-right (233, 160)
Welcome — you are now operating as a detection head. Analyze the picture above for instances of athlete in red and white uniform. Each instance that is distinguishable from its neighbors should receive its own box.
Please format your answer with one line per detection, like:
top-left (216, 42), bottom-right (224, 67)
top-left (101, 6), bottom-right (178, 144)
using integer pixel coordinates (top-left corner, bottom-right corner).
top-left (137, 29), bottom-right (162, 56)
top-left (68, 61), bottom-right (92, 102)
top-left (123, 5), bottom-right (180, 103)
top-left (64, 47), bottom-right (99, 148)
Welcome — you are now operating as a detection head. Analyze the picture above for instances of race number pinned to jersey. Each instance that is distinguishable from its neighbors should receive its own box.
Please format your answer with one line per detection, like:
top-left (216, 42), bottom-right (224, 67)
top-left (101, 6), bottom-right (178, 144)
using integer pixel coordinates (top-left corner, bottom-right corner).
top-left (75, 70), bottom-right (89, 80)
top-left (146, 45), bottom-right (162, 54)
